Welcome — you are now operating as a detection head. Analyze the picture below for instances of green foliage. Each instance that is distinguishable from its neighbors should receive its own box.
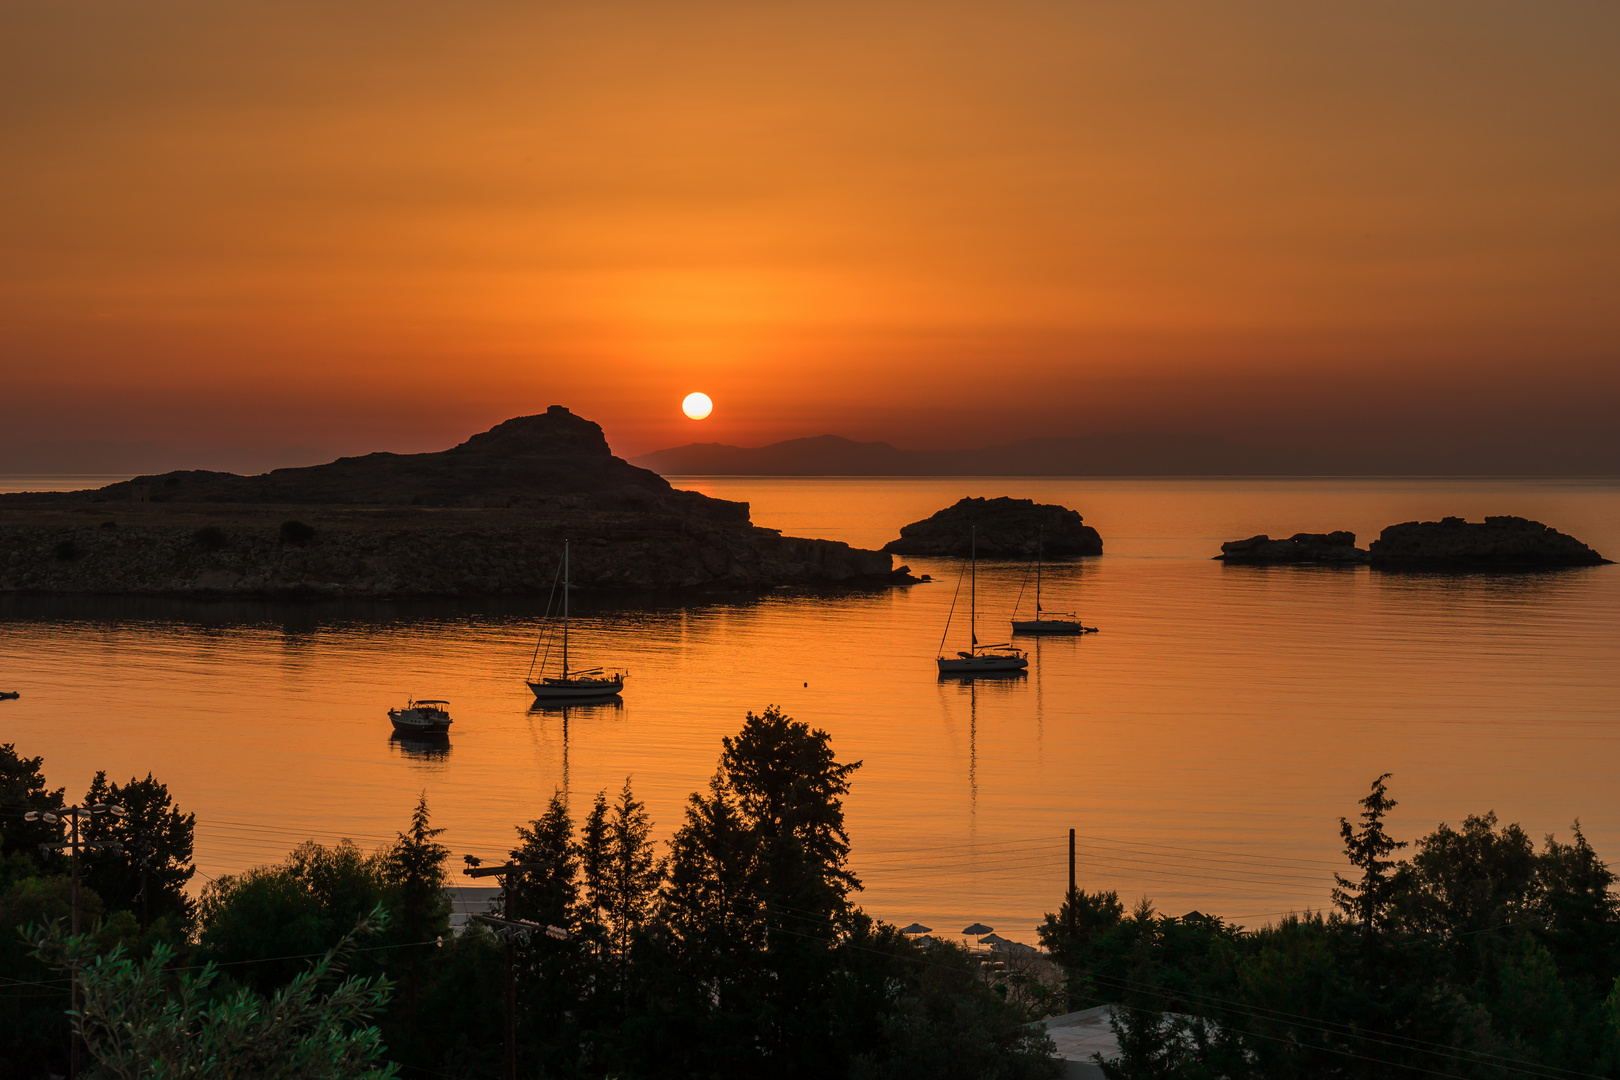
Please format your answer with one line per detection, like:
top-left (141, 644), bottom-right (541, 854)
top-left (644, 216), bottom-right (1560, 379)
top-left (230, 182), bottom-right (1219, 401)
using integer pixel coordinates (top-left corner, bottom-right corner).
top-left (0, 870), bottom-right (131, 1077)
top-left (1331, 772), bottom-right (1406, 940)
top-left (603, 778), bottom-right (660, 964)
top-left (849, 937), bottom-right (1063, 1080)
top-left (197, 839), bottom-right (390, 995)
top-left (1061, 776), bottom-right (1620, 1080)
top-left (80, 770), bottom-right (198, 931)
top-left (0, 742), bottom-right (66, 866)
top-left (33, 909), bottom-right (398, 1080)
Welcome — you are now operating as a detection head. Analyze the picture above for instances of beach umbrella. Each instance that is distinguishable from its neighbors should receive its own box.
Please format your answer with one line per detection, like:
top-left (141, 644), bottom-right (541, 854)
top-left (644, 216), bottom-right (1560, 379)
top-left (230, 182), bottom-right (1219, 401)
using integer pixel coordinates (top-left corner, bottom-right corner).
top-left (980, 933), bottom-right (1010, 946)
top-left (899, 923), bottom-right (932, 935)
top-left (961, 923), bottom-right (993, 936)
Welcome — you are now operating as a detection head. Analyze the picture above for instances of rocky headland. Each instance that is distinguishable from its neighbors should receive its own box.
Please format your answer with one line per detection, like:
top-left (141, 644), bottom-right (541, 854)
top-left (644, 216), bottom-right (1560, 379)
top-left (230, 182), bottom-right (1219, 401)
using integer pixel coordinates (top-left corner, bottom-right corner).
top-left (1367, 516), bottom-right (1610, 569)
top-left (0, 408), bottom-right (900, 597)
top-left (882, 497), bottom-right (1102, 557)
top-left (1215, 532), bottom-right (1370, 564)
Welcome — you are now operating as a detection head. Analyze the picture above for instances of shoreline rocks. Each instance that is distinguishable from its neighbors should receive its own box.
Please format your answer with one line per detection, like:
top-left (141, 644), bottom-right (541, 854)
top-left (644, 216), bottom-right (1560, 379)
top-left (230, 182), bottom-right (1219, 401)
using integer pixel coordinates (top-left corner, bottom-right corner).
top-left (1368, 516), bottom-right (1609, 569)
top-left (0, 516), bottom-right (903, 598)
top-left (883, 497), bottom-right (1102, 558)
top-left (1215, 532), bottom-right (1369, 564)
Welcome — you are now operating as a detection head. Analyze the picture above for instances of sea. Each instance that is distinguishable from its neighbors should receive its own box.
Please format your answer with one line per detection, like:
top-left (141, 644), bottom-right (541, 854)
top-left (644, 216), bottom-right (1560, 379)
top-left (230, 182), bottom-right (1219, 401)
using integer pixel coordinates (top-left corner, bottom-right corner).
top-left (1, 475), bottom-right (1617, 945)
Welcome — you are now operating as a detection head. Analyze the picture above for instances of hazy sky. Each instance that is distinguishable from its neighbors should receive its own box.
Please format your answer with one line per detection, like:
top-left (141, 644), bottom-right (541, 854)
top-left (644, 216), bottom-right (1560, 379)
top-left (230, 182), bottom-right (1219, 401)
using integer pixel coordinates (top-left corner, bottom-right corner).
top-left (3, 1), bottom-right (1617, 459)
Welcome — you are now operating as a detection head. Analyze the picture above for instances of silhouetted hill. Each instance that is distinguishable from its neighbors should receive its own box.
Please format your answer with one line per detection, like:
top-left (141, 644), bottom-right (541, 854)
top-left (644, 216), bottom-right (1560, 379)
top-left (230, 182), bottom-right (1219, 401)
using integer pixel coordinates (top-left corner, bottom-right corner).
top-left (7, 406), bottom-right (742, 522)
top-left (0, 408), bottom-right (905, 596)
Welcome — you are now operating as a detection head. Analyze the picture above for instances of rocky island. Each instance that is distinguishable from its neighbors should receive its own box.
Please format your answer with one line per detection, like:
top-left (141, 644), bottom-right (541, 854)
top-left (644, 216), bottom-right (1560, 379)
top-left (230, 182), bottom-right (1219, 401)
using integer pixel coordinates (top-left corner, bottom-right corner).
top-left (0, 407), bottom-right (901, 597)
top-left (1215, 532), bottom-right (1370, 564)
top-left (883, 496), bottom-right (1102, 557)
top-left (1368, 516), bottom-right (1610, 569)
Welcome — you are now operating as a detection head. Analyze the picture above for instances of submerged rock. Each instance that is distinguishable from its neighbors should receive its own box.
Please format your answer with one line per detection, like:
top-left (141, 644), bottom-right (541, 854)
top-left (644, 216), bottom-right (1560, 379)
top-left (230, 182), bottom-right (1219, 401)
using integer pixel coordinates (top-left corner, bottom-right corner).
top-left (1215, 532), bottom-right (1369, 564)
top-left (1368, 516), bottom-right (1609, 569)
top-left (882, 496), bottom-right (1102, 557)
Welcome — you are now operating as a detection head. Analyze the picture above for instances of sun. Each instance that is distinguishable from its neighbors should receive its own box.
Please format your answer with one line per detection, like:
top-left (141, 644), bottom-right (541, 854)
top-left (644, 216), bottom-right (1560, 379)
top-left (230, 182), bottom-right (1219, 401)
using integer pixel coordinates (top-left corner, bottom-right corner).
top-left (682, 392), bottom-right (713, 420)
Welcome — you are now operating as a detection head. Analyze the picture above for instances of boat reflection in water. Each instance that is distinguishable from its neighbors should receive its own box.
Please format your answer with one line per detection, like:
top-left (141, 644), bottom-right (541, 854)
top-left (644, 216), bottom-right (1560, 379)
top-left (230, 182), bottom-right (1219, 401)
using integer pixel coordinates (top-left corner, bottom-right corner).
top-left (388, 731), bottom-right (451, 762)
top-left (527, 697), bottom-right (626, 719)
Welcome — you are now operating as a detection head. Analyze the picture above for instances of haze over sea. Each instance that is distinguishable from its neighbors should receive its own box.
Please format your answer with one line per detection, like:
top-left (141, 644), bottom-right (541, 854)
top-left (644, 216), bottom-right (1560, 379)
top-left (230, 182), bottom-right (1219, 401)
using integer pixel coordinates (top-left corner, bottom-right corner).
top-left (1, 476), bottom-right (1616, 942)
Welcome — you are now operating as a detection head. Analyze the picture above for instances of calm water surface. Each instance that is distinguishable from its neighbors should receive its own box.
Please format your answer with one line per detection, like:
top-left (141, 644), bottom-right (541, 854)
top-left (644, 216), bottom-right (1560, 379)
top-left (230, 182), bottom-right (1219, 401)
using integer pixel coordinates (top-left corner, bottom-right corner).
top-left (2, 477), bottom-right (1617, 942)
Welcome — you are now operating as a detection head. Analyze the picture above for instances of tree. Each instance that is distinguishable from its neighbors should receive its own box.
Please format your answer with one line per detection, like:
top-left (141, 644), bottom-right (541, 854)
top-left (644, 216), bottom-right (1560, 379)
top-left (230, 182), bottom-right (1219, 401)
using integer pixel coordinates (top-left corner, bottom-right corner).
top-left (0, 743), bottom-right (64, 867)
top-left (35, 908), bottom-right (398, 1080)
top-left (652, 705), bottom-right (866, 1079)
top-left (1332, 773), bottom-right (1407, 941)
top-left (386, 793), bottom-right (450, 945)
top-left (381, 793), bottom-right (451, 1055)
top-left (507, 790), bottom-right (587, 1074)
top-left (198, 840), bottom-right (390, 996)
top-left (604, 778), bottom-right (660, 964)
top-left (79, 770), bottom-right (197, 930)
top-left (577, 790), bottom-right (611, 954)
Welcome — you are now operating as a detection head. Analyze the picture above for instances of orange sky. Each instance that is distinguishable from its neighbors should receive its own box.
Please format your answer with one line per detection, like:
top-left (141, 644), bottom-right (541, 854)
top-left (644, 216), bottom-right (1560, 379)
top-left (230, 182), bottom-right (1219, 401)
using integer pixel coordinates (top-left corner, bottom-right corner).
top-left (3, 1), bottom-right (1617, 460)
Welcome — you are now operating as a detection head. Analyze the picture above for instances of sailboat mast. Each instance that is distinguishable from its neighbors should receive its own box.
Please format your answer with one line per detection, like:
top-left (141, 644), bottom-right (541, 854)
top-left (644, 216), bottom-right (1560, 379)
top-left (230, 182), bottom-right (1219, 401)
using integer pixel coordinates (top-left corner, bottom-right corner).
top-left (1036, 527), bottom-right (1043, 618)
top-left (970, 526), bottom-right (977, 648)
top-left (562, 539), bottom-right (570, 677)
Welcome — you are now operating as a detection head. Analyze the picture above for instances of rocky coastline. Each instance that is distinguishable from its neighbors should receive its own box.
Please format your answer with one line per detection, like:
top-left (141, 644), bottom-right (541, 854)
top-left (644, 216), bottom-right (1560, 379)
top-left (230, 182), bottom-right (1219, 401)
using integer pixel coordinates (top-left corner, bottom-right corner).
top-left (0, 408), bottom-right (902, 598)
top-left (884, 497), bottom-right (1102, 557)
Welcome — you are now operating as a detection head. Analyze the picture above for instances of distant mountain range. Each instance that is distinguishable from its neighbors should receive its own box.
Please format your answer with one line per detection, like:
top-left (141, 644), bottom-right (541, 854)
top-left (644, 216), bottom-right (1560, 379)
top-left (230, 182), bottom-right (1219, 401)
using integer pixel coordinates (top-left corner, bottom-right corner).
top-left (632, 433), bottom-right (1620, 476)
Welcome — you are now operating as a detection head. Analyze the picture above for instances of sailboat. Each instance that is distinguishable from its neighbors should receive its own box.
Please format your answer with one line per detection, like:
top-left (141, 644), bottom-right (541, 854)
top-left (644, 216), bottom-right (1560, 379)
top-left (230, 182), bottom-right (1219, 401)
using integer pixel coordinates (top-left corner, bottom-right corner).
top-left (526, 540), bottom-right (628, 703)
top-left (1011, 528), bottom-right (1097, 636)
top-left (937, 527), bottom-right (1028, 676)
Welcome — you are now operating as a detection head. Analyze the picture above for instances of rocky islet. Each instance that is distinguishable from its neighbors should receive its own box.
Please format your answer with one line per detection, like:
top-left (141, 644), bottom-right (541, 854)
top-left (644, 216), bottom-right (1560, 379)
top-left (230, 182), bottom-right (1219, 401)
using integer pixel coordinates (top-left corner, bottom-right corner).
top-left (1214, 516), bottom-right (1607, 569)
top-left (883, 496), bottom-right (1103, 558)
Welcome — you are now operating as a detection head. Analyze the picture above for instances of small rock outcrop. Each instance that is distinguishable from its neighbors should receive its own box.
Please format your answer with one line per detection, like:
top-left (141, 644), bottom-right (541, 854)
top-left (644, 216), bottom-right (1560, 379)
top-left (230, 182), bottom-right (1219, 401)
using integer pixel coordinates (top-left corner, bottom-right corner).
top-left (1216, 532), bottom-right (1369, 564)
top-left (1368, 516), bottom-right (1609, 569)
top-left (882, 497), bottom-right (1102, 557)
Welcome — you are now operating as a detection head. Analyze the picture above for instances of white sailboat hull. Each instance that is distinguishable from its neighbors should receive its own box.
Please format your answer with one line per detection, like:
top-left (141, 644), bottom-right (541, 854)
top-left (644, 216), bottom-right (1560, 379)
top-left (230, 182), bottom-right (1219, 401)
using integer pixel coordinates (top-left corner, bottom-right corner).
top-left (527, 675), bottom-right (625, 702)
top-left (936, 652), bottom-right (1028, 675)
top-left (1011, 618), bottom-right (1094, 635)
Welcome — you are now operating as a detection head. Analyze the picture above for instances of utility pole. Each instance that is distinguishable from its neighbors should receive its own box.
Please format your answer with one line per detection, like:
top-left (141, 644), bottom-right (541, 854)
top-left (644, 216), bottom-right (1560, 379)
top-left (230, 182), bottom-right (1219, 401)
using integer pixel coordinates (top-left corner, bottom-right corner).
top-left (1068, 828), bottom-right (1077, 939)
top-left (29, 802), bottom-right (125, 1080)
top-left (462, 856), bottom-right (565, 1080)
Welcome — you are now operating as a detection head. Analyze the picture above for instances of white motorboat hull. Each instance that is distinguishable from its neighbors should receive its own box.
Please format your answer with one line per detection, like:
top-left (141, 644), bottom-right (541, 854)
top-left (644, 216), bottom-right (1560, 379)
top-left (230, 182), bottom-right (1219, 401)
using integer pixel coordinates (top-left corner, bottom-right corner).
top-left (389, 710), bottom-right (452, 735)
top-left (528, 676), bottom-right (625, 702)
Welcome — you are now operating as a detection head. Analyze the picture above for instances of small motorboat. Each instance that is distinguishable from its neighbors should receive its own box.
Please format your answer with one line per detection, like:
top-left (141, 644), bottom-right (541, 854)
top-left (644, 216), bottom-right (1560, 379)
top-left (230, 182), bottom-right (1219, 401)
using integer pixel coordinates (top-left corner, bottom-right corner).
top-left (0, 691), bottom-right (19, 700)
top-left (389, 699), bottom-right (453, 735)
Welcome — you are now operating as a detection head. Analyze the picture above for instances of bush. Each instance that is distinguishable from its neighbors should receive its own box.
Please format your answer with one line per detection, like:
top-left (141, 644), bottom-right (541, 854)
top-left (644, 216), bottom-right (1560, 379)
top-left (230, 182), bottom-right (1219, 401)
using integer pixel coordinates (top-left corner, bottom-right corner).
top-left (52, 540), bottom-right (78, 562)
top-left (192, 526), bottom-right (228, 552)
top-left (279, 520), bottom-right (316, 547)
